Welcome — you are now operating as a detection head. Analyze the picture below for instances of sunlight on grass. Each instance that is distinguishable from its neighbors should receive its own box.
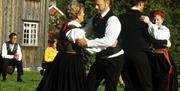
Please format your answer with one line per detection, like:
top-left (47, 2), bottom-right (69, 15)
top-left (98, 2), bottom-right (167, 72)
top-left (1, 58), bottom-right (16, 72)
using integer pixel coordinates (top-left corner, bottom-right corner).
top-left (0, 71), bottom-right (179, 91)
top-left (0, 71), bottom-right (124, 91)
top-left (0, 71), bottom-right (42, 91)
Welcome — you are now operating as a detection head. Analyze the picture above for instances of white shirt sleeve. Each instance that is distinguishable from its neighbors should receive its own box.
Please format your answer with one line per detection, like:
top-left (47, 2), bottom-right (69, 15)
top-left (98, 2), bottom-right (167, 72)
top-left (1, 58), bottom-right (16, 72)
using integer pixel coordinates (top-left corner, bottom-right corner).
top-left (147, 22), bottom-right (158, 38)
top-left (167, 40), bottom-right (171, 47)
top-left (85, 47), bottom-right (106, 54)
top-left (66, 28), bottom-right (86, 43)
top-left (147, 22), bottom-right (171, 47)
top-left (148, 22), bottom-right (170, 40)
top-left (66, 28), bottom-right (106, 54)
top-left (16, 44), bottom-right (22, 61)
top-left (1, 43), bottom-right (14, 59)
top-left (87, 16), bottom-right (121, 48)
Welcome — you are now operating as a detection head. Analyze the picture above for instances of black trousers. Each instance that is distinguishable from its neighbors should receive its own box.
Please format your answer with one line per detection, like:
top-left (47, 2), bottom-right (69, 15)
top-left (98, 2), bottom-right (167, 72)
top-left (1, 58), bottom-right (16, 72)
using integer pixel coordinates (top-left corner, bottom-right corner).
top-left (2, 58), bottom-right (23, 79)
top-left (87, 55), bottom-right (124, 91)
top-left (122, 51), bottom-right (153, 91)
top-left (0, 57), bottom-right (2, 75)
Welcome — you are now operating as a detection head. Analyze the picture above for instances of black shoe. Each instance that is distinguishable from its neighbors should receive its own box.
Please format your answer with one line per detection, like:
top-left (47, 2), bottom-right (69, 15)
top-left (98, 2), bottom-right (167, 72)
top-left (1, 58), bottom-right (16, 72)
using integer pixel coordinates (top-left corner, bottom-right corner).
top-left (2, 79), bottom-right (6, 82)
top-left (2, 77), bottom-right (6, 81)
top-left (17, 79), bottom-right (24, 82)
top-left (40, 69), bottom-right (45, 76)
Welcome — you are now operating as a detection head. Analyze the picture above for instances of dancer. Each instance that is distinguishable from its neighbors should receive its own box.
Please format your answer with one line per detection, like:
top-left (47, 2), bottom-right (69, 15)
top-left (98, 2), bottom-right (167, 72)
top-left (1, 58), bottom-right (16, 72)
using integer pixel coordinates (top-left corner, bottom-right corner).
top-left (119, 0), bottom-right (153, 90)
top-left (76, 0), bottom-right (124, 91)
top-left (141, 9), bottom-right (178, 91)
top-left (36, 1), bottom-right (86, 91)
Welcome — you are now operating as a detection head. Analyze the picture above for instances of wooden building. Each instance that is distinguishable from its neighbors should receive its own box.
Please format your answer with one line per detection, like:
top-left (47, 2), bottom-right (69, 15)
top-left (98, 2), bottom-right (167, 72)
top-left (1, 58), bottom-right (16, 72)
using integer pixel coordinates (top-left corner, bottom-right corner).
top-left (48, 5), bottom-right (64, 16)
top-left (0, 0), bottom-right (49, 68)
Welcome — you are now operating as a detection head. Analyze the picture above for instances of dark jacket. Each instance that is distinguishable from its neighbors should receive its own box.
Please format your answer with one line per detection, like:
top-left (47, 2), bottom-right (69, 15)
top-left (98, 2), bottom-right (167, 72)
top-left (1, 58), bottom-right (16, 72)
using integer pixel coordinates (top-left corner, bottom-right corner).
top-left (119, 9), bottom-right (153, 52)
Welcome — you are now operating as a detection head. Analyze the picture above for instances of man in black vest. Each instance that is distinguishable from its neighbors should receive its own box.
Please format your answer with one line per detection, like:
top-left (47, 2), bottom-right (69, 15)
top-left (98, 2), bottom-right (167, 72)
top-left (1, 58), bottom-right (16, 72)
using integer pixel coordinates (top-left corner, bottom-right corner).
top-left (1, 33), bottom-right (23, 82)
top-left (119, 0), bottom-right (153, 91)
top-left (76, 0), bottom-right (124, 91)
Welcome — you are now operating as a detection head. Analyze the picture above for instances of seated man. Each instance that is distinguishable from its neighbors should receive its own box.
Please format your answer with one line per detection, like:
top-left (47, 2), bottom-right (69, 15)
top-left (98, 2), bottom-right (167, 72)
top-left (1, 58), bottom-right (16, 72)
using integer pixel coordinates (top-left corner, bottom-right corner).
top-left (1, 33), bottom-right (23, 82)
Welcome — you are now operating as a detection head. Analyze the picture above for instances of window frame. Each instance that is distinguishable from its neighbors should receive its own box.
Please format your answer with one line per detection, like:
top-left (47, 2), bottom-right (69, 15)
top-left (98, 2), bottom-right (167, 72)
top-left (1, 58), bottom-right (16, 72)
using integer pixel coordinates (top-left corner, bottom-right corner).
top-left (22, 21), bottom-right (38, 46)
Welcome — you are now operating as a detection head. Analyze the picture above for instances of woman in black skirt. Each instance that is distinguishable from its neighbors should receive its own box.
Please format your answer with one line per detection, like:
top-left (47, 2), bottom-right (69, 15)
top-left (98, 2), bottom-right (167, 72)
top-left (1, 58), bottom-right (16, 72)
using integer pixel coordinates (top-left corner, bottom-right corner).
top-left (141, 10), bottom-right (178, 91)
top-left (36, 1), bottom-right (86, 91)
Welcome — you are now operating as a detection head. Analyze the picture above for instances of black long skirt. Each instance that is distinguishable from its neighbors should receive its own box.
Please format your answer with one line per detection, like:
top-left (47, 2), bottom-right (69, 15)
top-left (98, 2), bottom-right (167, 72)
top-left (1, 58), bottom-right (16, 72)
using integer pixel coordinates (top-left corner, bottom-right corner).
top-left (149, 53), bottom-right (178, 91)
top-left (36, 52), bottom-right (86, 91)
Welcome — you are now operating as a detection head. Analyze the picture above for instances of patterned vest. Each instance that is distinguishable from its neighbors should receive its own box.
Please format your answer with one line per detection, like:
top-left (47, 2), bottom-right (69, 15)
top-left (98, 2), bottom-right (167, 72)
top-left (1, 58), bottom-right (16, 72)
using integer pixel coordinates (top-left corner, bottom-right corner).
top-left (6, 41), bottom-right (18, 55)
top-left (59, 22), bottom-right (81, 53)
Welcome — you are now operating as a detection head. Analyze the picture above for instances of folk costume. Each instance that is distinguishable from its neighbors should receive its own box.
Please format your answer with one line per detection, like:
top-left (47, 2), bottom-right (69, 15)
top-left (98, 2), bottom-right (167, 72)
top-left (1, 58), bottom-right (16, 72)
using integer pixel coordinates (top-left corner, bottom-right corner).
top-left (36, 20), bottom-right (86, 91)
top-left (147, 22), bottom-right (178, 91)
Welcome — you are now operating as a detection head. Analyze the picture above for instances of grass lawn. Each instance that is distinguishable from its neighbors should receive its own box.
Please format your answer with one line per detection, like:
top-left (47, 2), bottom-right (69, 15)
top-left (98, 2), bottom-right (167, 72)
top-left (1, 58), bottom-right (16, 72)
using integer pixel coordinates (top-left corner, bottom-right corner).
top-left (0, 71), bottom-right (179, 91)
top-left (0, 71), bottom-right (42, 91)
top-left (0, 71), bottom-right (124, 91)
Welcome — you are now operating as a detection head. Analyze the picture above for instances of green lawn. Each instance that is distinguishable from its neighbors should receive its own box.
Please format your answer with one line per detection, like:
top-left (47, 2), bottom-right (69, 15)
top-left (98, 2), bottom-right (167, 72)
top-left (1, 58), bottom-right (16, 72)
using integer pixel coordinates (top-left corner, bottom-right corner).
top-left (0, 71), bottom-right (124, 91)
top-left (0, 71), bottom-right (42, 91)
top-left (0, 71), bottom-right (179, 91)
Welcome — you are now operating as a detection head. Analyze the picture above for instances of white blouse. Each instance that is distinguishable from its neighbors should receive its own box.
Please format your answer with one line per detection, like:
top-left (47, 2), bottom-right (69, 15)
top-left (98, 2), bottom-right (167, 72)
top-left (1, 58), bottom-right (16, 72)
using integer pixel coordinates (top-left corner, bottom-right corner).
top-left (65, 20), bottom-right (105, 54)
top-left (148, 22), bottom-right (171, 47)
top-left (66, 8), bottom-right (125, 57)
top-left (65, 20), bottom-right (84, 43)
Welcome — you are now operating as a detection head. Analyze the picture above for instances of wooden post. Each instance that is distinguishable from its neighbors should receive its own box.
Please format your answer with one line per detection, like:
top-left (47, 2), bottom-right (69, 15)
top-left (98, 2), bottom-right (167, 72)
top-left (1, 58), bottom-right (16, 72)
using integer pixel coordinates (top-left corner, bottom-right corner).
top-left (0, 0), bottom-right (2, 47)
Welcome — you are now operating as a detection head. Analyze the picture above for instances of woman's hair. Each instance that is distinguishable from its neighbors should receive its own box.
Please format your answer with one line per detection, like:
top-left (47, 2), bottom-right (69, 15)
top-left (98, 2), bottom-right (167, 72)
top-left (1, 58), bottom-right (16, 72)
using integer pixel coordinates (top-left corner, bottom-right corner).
top-left (150, 9), bottom-right (165, 19)
top-left (104, 0), bottom-right (112, 3)
top-left (130, 0), bottom-right (147, 6)
top-left (48, 39), bottom-right (57, 47)
top-left (67, 1), bottom-right (84, 20)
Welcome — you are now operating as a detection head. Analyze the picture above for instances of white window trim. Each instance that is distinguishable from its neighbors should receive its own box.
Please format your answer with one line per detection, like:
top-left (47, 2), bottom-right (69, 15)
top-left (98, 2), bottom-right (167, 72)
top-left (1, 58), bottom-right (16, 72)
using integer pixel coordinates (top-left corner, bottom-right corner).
top-left (22, 22), bottom-right (38, 46)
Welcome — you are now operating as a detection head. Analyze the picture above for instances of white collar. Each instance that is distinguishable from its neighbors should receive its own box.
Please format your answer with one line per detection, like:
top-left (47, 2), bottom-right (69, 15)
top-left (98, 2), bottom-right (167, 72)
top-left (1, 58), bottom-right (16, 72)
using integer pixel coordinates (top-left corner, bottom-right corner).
top-left (101, 7), bottom-right (110, 18)
top-left (68, 20), bottom-right (82, 27)
top-left (131, 6), bottom-right (141, 11)
top-left (158, 25), bottom-right (164, 29)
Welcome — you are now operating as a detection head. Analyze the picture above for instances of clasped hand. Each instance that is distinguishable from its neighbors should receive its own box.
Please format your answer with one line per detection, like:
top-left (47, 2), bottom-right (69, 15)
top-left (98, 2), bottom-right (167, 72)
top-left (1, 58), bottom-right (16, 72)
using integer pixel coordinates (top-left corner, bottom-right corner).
top-left (14, 53), bottom-right (19, 60)
top-left (140, 15), bottom-right (150, 24)
top-left (75, 38), bottom-right (87, 47)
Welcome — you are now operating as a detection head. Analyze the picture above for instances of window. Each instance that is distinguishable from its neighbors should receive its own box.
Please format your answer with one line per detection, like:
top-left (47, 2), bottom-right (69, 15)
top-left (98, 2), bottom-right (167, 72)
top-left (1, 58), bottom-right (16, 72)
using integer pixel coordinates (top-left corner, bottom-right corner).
top-left (23, 22), bottom-right (38, 46)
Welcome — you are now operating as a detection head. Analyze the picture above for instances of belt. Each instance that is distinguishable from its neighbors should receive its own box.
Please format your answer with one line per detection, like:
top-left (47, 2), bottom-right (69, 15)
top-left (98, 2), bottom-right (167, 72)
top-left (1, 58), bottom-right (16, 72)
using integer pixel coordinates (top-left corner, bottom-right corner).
top-left (65, 51), bottom-right (77, 54)
top-left (152, 49), bottom-right (164, 54)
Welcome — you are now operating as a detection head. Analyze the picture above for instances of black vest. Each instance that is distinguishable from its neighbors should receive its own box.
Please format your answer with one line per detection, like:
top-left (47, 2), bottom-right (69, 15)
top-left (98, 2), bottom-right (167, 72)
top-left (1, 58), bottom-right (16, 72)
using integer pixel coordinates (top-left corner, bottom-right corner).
top-left (6, 41), bottom-right (18, 55)
top-left (59, 22), bottom-right (81, 53)
top-left (92, 11), bottom-right (121, 58)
